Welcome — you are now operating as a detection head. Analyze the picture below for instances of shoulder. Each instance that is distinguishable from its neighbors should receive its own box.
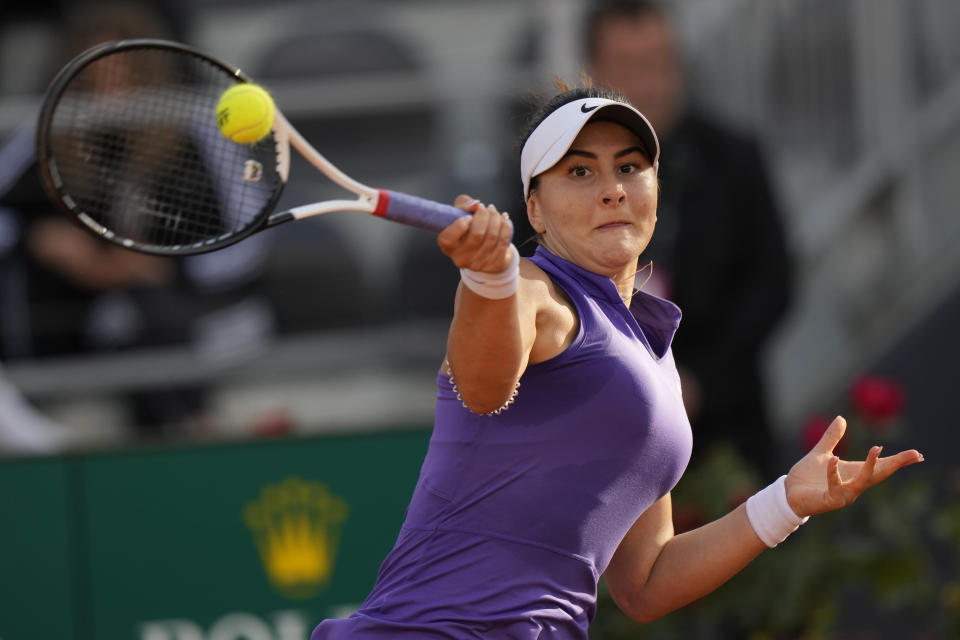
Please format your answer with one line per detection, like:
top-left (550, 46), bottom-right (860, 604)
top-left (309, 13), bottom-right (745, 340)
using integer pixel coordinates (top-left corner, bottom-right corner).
top-left (519, 257), bottom-right (579, 365)
top-left (519, 256), bottom-right (552, 293)
top-left (519, 256), bottom-right (570, 310)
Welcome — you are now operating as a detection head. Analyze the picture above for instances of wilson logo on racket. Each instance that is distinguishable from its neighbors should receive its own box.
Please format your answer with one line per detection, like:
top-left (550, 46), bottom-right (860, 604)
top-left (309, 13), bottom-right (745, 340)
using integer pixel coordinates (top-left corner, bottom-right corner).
top-left (243, 160), bottom-right (263, 182)
top-left (243, 477), bottom-right (349, 599)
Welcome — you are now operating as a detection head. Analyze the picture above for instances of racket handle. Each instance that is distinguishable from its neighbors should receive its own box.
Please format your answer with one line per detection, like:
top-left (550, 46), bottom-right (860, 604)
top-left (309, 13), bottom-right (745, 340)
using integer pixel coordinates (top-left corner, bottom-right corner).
top-left (374, 190), bottom-right (468, 233)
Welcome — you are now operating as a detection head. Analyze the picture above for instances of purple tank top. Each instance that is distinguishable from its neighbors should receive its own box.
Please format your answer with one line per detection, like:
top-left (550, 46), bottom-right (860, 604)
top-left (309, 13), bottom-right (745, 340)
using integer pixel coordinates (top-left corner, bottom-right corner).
top-left (313, 246), bottom-right (692, 639)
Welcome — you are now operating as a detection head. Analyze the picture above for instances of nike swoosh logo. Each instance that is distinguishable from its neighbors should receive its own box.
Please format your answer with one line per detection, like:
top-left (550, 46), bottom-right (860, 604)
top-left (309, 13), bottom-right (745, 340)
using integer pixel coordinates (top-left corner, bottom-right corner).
top-left (580, 103), bottom-right (599, 113)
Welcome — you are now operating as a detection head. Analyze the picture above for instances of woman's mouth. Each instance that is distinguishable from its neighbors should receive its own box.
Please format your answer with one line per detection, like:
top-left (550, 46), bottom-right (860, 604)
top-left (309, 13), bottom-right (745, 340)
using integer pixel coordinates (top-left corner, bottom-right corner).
top-left (596, 221), bottom-right (632, 231)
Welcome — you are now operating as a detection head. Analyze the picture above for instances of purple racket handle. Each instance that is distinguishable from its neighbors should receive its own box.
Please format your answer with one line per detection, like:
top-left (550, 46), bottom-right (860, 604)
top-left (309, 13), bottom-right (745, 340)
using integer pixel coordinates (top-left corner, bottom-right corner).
top-left (374, 190), bottom-right (468, 233)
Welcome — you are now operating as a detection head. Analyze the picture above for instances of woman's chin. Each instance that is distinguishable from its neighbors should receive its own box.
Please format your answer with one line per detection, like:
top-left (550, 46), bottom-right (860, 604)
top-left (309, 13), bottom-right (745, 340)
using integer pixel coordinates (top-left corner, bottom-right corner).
top-left (598, 233), bottom-right (647, 261)
top-left (589, 244), bottom-right (644, 276)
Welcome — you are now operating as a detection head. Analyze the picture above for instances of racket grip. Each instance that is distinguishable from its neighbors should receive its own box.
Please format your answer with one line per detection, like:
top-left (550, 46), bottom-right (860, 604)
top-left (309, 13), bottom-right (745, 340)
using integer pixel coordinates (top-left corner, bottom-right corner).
top-left (374, 190), bottom-right (468, 233)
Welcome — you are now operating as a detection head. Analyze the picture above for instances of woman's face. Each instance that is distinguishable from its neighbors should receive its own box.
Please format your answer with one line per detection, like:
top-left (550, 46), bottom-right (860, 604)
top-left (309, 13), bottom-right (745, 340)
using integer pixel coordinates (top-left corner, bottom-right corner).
top-left (526, 121), bottom-right (658, 279)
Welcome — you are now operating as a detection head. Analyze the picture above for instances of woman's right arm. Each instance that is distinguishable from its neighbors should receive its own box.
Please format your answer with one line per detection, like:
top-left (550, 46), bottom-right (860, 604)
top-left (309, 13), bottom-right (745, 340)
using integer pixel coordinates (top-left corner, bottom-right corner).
top-left (437, 195), bottom-right (542, 415)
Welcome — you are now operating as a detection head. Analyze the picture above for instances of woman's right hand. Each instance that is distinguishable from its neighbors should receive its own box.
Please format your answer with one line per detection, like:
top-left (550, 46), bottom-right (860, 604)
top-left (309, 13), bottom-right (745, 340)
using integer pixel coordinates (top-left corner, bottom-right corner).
top-left (437, 194), bottom-right (514, 273)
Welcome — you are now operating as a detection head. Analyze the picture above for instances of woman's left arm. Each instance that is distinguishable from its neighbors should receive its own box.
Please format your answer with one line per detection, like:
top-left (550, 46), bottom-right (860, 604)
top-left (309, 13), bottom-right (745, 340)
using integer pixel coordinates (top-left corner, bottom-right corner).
top-left (604, 416), bottom-right (923, 624)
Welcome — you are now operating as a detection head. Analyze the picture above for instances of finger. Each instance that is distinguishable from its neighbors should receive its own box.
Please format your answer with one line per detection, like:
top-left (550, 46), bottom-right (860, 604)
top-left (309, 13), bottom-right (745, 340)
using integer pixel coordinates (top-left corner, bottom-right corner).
top-left (497, 215), bottom-right (515, 268)
top-left (462, 205), bottom-right (494, 255)
top-left (499, 212), bottom-right (514, 244)
top-left (440, 195), bottom-right (479, 253)
top-left (850, 445), bottom-right (882, 490)
top-left (813, 415), bottom-right (847, 454)
top-left (473, 209), bottom-right (509, 270)
top-left (467, 205), bottom-right (508, 264)
top-left (872, 449), bottom-right (925, 482)
top-left (437, 215), bottom-right (472, 253)
top-left (454, 194), bottom-right (481, 213)
top-left (827, 454), bottom-right (843, 495)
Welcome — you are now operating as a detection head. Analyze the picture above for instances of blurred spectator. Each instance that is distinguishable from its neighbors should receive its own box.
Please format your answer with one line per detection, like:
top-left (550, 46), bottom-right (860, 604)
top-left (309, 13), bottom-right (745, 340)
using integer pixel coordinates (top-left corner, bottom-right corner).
top-left (0, 118), bottom-right (175, 360)
top-left (0, 363), bottom-right (67, 455)
top-left (0, 0), bottom-right (276, 439)
top-left (583, 0), bottom-right (794, 480)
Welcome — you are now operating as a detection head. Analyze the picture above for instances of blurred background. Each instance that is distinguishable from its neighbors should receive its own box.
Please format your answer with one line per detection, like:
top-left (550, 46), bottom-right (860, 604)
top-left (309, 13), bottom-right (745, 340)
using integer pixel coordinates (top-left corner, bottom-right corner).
top-left (1, 0), bottom-right (958, 638)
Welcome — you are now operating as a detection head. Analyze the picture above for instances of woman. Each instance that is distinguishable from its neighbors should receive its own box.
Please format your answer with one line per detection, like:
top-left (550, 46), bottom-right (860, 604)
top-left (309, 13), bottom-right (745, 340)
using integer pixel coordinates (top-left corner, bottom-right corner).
top-left (311, 86), bottom-right (923, 639)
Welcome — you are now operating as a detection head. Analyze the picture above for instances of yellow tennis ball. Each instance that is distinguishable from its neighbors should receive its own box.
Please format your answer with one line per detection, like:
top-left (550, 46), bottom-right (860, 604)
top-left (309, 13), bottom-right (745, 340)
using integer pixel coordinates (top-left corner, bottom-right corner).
top-left (216, 83), bottom-right (275, 144)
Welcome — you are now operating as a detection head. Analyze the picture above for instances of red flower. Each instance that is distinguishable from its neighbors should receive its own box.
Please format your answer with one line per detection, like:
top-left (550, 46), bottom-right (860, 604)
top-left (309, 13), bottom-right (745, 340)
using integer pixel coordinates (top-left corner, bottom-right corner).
top-left (251, 409), bottom-right (295, 438)
top-left (802, 414), bottom-right (847, 456)
top-left (850, 375), bottom-right (906, 424)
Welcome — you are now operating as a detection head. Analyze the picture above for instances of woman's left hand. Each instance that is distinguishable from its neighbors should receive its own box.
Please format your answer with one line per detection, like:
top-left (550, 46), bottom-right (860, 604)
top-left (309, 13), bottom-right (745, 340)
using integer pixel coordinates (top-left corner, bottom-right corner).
top-left (784, 415), bottom-right (924, 518)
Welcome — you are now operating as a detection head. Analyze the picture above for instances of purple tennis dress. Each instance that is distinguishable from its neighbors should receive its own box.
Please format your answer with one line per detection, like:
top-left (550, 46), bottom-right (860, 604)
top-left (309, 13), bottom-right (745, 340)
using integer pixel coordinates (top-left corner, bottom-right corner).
top-left (313, 246), bottom-right (692, 639)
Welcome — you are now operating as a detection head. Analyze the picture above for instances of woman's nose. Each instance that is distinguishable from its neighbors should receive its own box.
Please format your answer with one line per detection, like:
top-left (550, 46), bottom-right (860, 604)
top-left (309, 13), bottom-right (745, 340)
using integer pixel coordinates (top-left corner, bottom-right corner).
top-left (601, 181), bottom-right (627, 206)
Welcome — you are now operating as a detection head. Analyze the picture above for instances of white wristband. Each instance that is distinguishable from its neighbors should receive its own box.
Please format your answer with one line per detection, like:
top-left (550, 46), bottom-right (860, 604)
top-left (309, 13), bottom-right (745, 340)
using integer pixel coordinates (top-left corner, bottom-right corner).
top-left (745, 475), bottom-right (810, 548)
top-left (459, 244), bottom-right (520, 300)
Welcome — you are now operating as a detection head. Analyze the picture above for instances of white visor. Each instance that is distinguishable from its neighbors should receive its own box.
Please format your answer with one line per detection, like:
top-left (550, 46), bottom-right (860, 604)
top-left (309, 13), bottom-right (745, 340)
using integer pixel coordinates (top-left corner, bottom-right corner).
top-left (520, 97), bottom-right (660, 198)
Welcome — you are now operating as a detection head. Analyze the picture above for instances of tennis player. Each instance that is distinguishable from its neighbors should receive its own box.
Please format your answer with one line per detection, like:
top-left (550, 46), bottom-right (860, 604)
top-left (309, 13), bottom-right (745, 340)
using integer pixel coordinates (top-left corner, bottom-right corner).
top-left (311, 85), bottom-right (923, 639)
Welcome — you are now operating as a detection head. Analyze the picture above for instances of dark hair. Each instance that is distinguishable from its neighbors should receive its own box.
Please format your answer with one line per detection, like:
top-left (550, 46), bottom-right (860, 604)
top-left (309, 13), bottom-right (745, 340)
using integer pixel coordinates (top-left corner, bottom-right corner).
top-left (584, 0), bottom-right (667, 59)
top-left (514, 80), bottom-right (660, 249)
top-left (519, 82), bottom-right (639, 196)
top-left (519, 82), bottom-right (653, 198)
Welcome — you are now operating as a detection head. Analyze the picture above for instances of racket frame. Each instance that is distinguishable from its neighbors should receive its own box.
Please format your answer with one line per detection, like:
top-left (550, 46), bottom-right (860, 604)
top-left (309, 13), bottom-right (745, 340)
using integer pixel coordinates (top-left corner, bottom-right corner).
top-left (35, 38), bottom-right (467, 257)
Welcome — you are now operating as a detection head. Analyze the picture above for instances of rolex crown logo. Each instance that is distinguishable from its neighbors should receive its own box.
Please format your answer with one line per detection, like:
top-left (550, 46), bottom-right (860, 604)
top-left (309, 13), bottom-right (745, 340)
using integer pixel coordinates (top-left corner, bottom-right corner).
top-left (244, 477), bottom-right (348, 599)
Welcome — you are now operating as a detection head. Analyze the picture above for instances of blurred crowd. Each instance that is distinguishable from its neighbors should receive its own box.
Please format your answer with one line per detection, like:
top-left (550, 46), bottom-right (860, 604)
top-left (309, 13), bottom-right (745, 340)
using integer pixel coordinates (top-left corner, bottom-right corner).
top-left (3, 0), bottom-right (796, 470)
top-left (1, 0), bottom-right (277, 449)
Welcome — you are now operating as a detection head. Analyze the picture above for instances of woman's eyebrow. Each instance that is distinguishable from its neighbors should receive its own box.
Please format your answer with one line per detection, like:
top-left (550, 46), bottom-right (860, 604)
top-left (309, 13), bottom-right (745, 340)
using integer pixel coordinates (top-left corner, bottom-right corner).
top-left (615, 146), bottom-right (647, 158)
top-left (562, 149), bottom-right (597, 160)
top-left (562, 146), bottom-right (647, 161)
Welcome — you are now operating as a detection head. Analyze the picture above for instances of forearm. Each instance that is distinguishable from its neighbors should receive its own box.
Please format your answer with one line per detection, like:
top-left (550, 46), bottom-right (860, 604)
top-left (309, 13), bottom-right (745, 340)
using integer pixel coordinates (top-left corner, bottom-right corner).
top-left (446, 286), bottom-right (526, 414)
top-left (626, 504), bottom-right (765, 622)
top-left (610, 419), bottom-right (924, 625)
top-left (436, 200), bottom-right (533, 414)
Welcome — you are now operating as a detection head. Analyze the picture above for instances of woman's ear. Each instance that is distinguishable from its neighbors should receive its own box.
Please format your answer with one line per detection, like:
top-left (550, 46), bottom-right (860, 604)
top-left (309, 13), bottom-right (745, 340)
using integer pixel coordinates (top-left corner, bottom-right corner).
top-left (527, 192), bottom-right (546, 234)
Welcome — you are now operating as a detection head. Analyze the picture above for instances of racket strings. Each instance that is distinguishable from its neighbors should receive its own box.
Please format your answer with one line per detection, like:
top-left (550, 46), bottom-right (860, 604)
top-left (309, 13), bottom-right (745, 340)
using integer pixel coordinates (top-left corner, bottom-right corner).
top-left (47, 47), bottom-right (282, 251)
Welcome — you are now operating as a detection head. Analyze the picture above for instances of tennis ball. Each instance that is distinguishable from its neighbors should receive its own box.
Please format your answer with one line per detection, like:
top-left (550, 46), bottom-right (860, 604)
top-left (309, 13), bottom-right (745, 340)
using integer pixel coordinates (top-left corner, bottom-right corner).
top-left (216, 83), bottom-right (275, 144)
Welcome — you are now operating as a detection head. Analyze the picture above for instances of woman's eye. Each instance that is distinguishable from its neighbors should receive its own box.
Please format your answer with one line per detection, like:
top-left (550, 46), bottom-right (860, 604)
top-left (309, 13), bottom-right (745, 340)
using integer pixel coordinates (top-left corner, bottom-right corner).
top-left (619, 163), bottom-right (639, 174)
top-left (569, 166), bottom-right (590, 177)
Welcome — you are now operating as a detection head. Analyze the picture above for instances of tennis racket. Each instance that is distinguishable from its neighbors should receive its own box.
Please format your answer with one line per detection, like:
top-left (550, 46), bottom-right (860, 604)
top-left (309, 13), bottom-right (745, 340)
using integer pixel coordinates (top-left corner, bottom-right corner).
top-left (35, 39), bottom-right (468, 256)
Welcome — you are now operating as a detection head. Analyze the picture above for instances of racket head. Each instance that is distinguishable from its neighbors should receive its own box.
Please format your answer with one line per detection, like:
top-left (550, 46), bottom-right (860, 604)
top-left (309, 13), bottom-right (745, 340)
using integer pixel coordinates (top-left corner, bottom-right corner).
top-left (36, 39), bottom-right (288, 256)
